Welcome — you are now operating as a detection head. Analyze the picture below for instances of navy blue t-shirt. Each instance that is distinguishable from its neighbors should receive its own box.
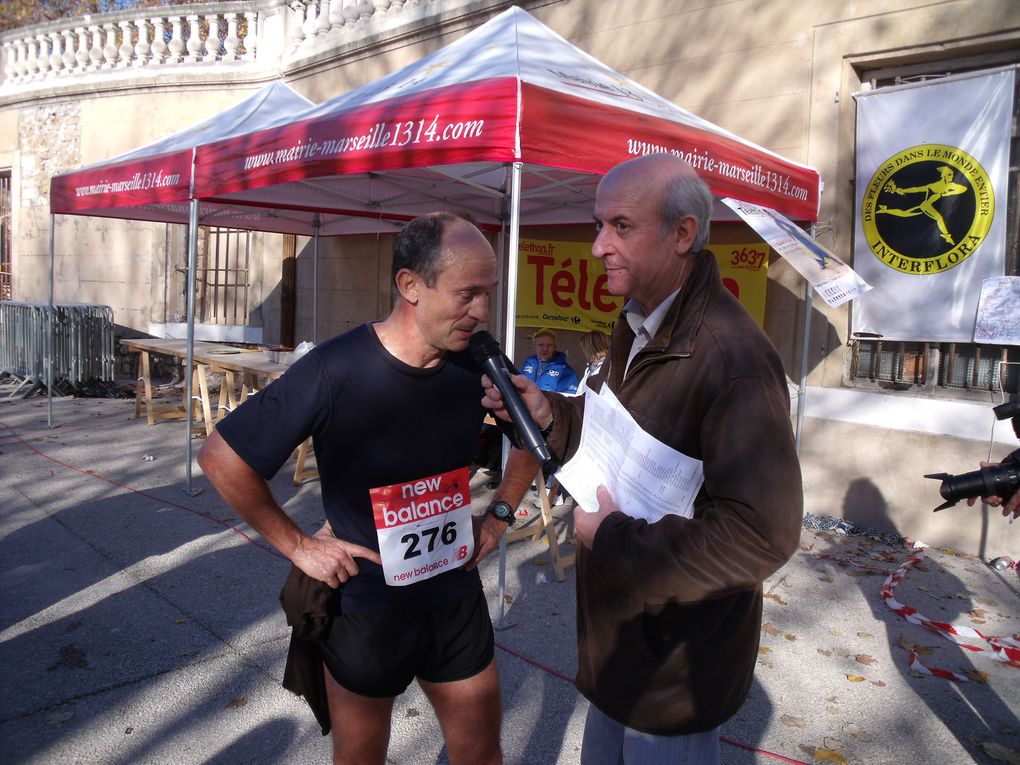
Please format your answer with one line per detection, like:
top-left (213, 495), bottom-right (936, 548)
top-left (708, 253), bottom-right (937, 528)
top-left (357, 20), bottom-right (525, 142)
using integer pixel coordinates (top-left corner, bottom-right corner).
top-left (217, 323), bottom-right (486, 612)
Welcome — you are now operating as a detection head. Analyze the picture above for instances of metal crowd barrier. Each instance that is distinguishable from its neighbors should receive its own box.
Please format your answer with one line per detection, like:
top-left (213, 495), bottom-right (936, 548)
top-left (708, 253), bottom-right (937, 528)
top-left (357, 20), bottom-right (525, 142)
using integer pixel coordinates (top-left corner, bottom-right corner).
top-left (0, 301), bottom-right (115, 396)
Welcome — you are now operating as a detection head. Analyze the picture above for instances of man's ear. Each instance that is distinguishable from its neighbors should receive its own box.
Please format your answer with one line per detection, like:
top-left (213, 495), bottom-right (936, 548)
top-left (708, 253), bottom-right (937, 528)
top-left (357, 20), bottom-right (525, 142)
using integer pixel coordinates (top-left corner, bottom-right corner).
top-left (673, 215), bottom-right (699, 254)
top-left (395, 268), bottom-right (419, 304)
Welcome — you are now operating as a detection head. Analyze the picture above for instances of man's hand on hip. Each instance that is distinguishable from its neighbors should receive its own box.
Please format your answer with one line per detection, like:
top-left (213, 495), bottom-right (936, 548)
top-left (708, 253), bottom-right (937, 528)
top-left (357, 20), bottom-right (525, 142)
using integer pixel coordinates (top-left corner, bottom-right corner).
top-left (292, 527), bottom-right (382, 588)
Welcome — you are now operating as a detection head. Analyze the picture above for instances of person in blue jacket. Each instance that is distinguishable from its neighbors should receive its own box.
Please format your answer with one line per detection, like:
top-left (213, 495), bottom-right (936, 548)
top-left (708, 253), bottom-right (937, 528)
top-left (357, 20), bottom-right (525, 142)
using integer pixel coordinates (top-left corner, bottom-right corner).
top-left (519, 328), bottom-right (579, 394)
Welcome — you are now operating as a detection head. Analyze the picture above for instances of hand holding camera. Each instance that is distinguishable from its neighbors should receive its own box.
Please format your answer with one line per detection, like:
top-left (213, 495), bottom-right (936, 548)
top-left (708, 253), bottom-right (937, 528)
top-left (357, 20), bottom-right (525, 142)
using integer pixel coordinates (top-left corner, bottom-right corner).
top-left (925, 401), bottom-right (1020, 516)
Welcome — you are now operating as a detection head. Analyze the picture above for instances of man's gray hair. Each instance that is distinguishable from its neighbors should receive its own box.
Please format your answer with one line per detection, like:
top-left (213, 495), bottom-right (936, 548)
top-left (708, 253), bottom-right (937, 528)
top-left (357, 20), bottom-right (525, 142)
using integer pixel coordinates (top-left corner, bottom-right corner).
top-left (660, 165), bottom-right (714, 252)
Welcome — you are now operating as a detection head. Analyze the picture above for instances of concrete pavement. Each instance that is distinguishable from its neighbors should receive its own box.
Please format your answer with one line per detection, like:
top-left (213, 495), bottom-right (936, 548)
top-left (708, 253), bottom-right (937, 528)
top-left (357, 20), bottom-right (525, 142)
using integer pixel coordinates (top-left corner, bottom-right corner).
top-left (1, 387), bottom-right (1018, 764)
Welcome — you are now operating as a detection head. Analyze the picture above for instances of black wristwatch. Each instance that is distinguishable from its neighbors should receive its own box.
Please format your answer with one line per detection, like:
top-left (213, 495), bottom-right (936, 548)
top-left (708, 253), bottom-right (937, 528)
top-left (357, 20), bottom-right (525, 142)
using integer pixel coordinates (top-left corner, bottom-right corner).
top-left (487, 500), bottom-right (515, 527)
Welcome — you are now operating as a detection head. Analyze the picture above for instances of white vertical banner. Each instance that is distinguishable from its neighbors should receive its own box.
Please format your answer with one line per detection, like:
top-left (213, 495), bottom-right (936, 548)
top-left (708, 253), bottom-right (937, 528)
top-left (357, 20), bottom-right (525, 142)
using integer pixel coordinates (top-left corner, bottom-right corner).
top-left (853, 68), bottom-right (1014, 341)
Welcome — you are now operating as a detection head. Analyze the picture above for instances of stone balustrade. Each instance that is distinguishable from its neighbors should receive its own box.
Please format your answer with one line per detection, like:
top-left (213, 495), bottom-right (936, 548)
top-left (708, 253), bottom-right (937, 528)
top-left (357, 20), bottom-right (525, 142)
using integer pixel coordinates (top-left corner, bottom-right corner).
top-left (1, 4), bottom-right (264, 87)
top-left (0, 0), bottom-right (490, 92)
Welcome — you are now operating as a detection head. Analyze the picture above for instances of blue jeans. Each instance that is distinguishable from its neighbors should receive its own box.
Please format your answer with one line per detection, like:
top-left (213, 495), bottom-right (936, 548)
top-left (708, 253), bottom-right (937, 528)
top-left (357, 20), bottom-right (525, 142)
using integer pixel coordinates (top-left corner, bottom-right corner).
top-left (581, 702), bottom-right (720, 764)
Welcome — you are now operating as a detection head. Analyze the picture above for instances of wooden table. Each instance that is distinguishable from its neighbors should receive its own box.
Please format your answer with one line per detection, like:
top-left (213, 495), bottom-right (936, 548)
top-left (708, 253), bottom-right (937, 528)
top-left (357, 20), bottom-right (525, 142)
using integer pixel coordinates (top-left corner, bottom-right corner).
top-left (122, 338), bottom-right (316, 483)
top-left (121, 338), bottom-right (247, 430)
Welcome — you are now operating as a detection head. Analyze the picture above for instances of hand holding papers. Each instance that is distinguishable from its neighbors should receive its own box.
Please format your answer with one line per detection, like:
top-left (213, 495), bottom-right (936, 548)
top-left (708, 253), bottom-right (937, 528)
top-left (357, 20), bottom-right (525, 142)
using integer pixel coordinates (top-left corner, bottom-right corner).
top-left (556, 384), bottom-right (704, 522)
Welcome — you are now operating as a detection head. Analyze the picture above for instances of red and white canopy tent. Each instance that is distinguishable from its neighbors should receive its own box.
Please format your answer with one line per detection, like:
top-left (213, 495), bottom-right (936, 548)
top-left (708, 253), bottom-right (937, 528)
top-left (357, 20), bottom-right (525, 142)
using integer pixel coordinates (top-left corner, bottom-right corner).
top-left (46, 82), bottom-right (314, 490)
top-left (194, 7), bottom-right (818, 229)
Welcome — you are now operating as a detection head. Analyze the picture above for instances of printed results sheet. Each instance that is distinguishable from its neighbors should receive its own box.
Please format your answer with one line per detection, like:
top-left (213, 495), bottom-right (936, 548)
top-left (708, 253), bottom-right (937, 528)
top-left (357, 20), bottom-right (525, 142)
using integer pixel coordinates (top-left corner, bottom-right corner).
top-left (556, 384), bottom-right (704, 522)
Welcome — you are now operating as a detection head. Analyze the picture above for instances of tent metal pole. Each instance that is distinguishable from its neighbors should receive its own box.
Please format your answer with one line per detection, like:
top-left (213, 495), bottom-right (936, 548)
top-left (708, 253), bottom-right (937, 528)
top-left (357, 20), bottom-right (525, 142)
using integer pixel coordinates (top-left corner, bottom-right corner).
top-left (496, 161), bottom-right (524, 629)
top-left (47, 213), bottom-right (54, 428)
top-left (503, 162), bottom-right (523, 363)
top-left (795, 280), bottom-right (813, 455)
top-left (312, 214), bottom-right (320, 344)
top-left (183, 198), bottom-right (201, 496)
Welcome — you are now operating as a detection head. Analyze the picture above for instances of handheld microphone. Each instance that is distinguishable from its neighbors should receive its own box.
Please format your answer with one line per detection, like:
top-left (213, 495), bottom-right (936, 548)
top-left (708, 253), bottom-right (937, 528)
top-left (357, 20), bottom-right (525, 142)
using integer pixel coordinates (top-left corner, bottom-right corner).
top-left (469, 331), bottom-right (553, 468)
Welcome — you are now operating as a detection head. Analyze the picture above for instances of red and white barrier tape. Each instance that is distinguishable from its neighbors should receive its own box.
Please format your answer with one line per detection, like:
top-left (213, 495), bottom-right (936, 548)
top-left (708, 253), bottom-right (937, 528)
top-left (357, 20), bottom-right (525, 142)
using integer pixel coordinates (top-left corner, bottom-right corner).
top-left (882, 541), bottom-right (1020, 681)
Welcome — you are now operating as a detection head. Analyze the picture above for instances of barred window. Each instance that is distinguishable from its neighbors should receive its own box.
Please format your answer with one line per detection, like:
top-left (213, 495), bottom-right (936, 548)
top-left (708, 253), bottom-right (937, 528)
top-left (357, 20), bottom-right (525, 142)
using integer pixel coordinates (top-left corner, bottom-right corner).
top-left (850, 337), bottom-right (1018, 396)
top-left (194, 226), bottom-right (252, 326)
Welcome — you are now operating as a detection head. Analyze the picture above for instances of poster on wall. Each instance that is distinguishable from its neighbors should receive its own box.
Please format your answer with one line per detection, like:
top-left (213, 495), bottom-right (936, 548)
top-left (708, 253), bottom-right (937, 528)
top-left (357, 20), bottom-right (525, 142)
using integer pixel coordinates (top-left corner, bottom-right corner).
top-left (973, 276), bottom-right (1020, 346)
top-left (852, 67), bottom-right (1014, 341)
top-left (723, 198), bottom-right (871, 308)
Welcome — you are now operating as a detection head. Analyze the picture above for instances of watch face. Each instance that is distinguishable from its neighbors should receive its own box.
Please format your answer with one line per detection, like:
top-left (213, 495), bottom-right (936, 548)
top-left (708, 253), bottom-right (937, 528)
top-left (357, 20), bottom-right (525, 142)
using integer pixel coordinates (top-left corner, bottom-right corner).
top-left (490, 501), bottom-right (513, 522)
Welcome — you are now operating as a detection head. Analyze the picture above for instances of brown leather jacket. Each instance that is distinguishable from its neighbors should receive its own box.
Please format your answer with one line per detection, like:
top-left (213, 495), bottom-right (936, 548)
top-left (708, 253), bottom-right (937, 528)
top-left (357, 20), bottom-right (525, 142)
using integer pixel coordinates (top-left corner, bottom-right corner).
top-left (547, 250), bottom-right (803, 735)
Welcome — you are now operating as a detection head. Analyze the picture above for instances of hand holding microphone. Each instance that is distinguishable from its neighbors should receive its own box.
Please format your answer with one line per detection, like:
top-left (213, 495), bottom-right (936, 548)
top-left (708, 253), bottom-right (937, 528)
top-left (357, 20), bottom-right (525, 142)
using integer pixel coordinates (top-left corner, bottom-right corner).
top-left (469, 331), bottom-right (554, 468)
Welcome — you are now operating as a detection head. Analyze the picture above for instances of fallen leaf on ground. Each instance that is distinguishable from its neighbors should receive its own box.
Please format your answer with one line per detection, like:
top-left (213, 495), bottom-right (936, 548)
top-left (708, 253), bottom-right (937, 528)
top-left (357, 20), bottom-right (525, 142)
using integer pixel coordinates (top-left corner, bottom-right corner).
top-left (969, 608), bottom-right (989, 619)
top-left (817, 648), bottom-right (832, 657)
top-left (857, 632), bottom-right (872, 640)
top-left (764, 592), bottom-right (786, 604)
top-left (759, 646), bottom-right (771, 654)
top-left (784, 633), bottom-right (797, 641)
top-left (964, 668), bottom-right (990, 683)
top-left (871, 680), bottom-right (886, 687)
top-left (855, 654), bottom-right (877, 665)
top-left (226, 697), bottom-right (247, 709)
top-left (814, 748), bottom-right (849, 764)
top-left (846, 674), bottom-right (865, 682)
top-left (762, 622), bottom-right (780, 637)
top-left (781, 714), bottom-right (806, 728)
top-left (819, 575), bottom-right (834, 583)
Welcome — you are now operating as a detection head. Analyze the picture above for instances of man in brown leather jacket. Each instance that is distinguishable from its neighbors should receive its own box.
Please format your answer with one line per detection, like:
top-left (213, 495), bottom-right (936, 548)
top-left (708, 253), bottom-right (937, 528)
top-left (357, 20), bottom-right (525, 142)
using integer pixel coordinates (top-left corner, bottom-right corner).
top-left (484, 154), bottom-right (803, 763)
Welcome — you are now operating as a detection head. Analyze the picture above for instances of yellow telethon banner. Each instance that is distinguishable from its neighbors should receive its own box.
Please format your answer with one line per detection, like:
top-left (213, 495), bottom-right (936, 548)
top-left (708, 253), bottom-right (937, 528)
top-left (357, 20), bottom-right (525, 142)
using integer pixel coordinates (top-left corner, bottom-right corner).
top-left (515, 239), bottom-right (770, 331)
top-left (515, 239), bottom-right (623, 332)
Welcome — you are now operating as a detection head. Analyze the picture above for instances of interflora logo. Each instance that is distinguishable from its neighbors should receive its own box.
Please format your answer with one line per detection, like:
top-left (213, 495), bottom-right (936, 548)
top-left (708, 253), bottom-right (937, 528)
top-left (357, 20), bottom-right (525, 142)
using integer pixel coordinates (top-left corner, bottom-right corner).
top-left (860, 144), bottom-right (993, 275)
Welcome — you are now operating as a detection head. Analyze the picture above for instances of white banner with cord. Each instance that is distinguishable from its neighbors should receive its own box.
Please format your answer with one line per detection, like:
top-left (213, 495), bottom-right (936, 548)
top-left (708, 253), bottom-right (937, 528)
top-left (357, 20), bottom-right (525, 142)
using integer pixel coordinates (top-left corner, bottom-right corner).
top-left (851, 67), bottom-right (1014, 342)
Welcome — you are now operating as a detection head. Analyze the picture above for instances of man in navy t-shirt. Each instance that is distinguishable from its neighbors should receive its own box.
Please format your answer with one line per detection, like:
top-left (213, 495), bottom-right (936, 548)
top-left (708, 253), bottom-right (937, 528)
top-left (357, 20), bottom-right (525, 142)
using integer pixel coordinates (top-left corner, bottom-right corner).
top-left (199, 213), bottom-right (521, 764)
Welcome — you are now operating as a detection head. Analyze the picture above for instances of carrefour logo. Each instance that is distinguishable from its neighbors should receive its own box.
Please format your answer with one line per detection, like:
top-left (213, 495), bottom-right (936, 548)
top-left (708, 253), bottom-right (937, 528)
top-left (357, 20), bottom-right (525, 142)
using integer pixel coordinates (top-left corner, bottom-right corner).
top-left (860, 144), bottom-right (993, 275)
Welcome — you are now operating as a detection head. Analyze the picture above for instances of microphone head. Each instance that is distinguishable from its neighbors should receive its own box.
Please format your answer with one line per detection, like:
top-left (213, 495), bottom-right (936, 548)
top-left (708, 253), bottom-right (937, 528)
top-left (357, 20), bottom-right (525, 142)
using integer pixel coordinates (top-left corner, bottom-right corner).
top-left (468, 331), bottom-right (501, 366)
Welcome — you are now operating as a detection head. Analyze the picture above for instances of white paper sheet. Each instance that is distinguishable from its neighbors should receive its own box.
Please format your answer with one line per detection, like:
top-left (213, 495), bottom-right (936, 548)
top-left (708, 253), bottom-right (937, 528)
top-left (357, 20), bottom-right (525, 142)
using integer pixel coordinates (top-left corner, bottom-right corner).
top-left (555, 384), bottom-right (704, 522)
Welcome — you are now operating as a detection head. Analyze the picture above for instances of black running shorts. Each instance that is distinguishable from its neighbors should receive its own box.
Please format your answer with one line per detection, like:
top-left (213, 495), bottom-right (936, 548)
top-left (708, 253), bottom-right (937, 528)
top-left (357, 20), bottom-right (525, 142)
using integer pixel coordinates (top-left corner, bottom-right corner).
top-left (320, 591), bottom-right (494, 698)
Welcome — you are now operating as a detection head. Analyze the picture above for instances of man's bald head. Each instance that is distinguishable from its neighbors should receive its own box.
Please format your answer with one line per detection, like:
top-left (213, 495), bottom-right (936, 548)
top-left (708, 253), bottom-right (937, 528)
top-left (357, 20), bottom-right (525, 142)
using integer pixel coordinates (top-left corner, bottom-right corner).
top-left (600, 154), bottom-right (714, 251)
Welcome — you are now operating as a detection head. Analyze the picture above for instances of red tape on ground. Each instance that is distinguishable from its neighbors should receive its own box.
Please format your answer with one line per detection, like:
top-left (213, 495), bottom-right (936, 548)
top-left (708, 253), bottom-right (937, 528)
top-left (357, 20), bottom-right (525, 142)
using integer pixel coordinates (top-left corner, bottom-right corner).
top-left (883, 541), bottom-right (1020, 680)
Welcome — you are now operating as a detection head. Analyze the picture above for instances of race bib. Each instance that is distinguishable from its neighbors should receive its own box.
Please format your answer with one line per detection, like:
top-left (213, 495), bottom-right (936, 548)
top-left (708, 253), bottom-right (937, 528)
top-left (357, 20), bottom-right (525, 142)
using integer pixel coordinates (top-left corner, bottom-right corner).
top-left (370, 466), bottom-right (474, 587)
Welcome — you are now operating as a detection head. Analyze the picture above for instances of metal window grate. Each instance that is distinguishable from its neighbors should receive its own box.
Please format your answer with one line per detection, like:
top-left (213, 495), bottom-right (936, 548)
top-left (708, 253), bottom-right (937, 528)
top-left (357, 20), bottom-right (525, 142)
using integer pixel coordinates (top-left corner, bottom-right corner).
top-left (194, 226), bottom-right (251, 326)
top-left (852, 339), bottom-right (1019, 394)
